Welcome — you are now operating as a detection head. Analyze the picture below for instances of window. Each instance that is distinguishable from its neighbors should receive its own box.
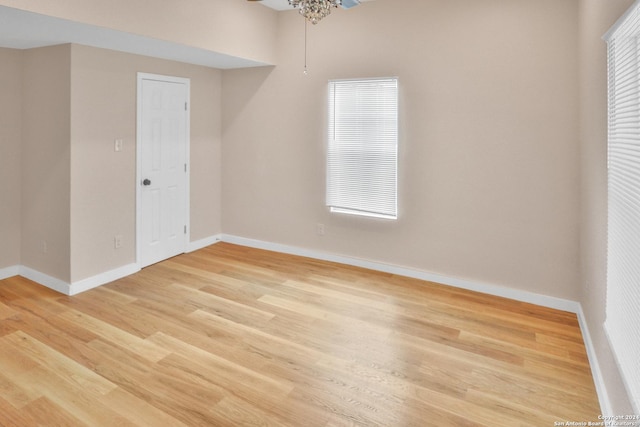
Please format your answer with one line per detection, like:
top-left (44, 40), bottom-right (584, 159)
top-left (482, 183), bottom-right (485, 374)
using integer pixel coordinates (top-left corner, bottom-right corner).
top-left (326, 77), bottom-right (398, 220)
top-left (604, 2), bottom-right (640, 412)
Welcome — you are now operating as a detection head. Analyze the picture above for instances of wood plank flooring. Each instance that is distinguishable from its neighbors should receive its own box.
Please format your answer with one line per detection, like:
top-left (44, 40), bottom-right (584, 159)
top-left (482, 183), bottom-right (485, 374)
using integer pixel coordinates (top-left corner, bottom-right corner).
top-left (0, 243), bottom-right (600, 426)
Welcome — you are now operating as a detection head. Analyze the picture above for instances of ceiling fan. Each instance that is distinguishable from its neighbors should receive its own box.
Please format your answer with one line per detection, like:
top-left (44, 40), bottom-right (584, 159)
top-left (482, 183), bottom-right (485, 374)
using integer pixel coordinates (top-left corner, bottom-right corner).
top-left (248, 0), bottom-right (365, 24)
top-left (247, 0), bottom-right (362, 8)
top-left (249, 0), bottom-right (369, 72)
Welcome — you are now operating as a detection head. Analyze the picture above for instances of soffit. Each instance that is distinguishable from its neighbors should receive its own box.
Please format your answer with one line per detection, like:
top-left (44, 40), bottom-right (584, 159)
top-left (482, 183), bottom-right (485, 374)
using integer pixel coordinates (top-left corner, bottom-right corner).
top-left (0, 5), bottom-right (269, 69)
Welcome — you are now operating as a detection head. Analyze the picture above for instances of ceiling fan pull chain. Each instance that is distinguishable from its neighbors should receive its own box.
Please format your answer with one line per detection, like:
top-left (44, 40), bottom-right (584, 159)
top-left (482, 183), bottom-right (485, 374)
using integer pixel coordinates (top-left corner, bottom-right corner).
top-left (304, 18), bottom-right (308, 75)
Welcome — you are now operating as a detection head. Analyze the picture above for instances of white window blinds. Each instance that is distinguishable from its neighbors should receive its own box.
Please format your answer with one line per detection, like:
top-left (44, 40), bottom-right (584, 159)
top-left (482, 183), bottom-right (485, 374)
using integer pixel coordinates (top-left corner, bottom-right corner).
top-left (604, 1), bottom-right (640, 413)
top-left (327, 78), bottom-right (398, 220)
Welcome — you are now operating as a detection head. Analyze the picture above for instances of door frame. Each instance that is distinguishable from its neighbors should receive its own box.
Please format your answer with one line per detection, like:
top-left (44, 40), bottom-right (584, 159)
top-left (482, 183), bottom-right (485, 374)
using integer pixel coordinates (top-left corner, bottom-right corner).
top-left (136, 72), bottom-right (191, 268)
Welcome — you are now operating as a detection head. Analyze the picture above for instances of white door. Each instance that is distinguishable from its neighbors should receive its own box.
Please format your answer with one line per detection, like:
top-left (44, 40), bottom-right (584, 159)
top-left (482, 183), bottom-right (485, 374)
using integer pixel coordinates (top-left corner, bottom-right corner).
top-left (137, 73), bottom-right (190, 268)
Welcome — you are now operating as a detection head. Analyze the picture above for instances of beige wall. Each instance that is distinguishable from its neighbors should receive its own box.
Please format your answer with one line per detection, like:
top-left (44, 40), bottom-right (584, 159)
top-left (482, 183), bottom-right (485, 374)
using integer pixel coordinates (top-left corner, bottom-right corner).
top-left (70, 44), bottom-right (222, 282)
top-left (1, 42), bottom-right (222, 283)
top-left (21, 45), bottom-right (72, 282)
top-left (222, 0), bottom-right (581, 300)
top-left (0, 0), bottom-right (278, 66)
top-left (579, 0), bottom-right (635, 413)
top-left (0, 48), bottom-right (22, 269)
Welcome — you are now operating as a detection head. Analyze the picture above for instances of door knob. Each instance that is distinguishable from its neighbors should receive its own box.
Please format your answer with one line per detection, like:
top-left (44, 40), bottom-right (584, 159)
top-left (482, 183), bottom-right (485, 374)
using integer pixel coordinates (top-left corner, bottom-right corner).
top-left (142, 179), bottom-right (151, 186)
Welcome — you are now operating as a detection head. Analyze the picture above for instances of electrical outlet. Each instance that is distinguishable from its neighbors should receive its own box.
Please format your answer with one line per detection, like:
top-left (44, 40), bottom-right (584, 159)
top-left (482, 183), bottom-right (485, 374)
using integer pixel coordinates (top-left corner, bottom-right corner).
top-left (316, 223), bottom-right (325, 236)
top-left (114, 138), bottom-right (123, 152)
top-left (42, 240), bottom-right (48, 254)
top-left (114, 235), bottom-right (123, 249)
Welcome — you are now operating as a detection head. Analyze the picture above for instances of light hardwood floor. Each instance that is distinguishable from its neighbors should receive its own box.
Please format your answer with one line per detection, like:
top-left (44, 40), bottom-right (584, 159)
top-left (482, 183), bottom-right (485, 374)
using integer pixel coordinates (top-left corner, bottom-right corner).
top-left (0, 243), bottom-right (600, 426)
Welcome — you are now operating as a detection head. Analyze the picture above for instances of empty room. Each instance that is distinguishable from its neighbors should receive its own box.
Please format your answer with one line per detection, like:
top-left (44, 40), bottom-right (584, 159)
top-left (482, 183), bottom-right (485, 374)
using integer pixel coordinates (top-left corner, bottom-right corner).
top-left (0, 0), bottom-right (638, 425)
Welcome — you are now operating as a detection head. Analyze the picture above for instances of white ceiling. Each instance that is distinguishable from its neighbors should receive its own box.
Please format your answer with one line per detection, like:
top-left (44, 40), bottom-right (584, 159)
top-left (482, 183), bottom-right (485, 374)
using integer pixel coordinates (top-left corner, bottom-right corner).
top-left (258, 0), bottom-right (296, 11)
top-left (0, 5), bottom-right (268, 69)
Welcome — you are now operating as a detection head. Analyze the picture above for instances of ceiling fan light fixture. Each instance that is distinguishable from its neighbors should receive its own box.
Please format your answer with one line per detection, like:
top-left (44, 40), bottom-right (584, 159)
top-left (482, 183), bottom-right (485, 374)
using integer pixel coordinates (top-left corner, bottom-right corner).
top-left (288, 0), bottom-right (341, 24)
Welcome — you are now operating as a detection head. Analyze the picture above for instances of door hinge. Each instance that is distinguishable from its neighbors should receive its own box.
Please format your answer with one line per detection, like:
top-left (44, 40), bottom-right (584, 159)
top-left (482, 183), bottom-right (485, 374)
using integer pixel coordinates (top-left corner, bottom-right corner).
top-left (184, 163), bottom-right (187, 173)
top-left (185, 102), bottom-right (188, 111)
top-left (184, 225), bottom-right (187, 234)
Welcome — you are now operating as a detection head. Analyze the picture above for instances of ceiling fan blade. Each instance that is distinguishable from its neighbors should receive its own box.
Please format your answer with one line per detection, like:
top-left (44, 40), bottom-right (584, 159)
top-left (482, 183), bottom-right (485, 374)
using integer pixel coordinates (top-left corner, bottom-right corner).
top-left (340, 0), bottom-right (361, 9)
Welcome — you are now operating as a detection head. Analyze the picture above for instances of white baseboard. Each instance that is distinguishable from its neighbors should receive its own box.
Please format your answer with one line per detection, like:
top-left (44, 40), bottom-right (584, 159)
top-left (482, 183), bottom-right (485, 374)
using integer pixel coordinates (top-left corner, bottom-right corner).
top-left (19, 266), bottom-right (71, 295)
top-left (5, 233), bottom-right (224, 296)
top-left (69, 263), bottom-right (141, 296)
top-left (13, 263), bottom-right (140, 296)
top-left (578, 308), bottom-right (613, 416)
top-left (188, 234), bottom-right (222, 253)
top-left (0, 265), bottom-right (20, 280)
top-left (220, 234), bottom-right (580, 313)
top-left (62, 233), bottom-right (221, 295)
